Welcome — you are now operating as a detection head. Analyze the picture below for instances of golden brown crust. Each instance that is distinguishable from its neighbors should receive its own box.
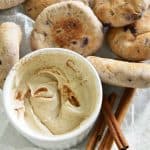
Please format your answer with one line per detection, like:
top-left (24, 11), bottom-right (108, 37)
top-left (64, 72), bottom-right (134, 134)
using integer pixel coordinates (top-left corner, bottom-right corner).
top-left (87, 56), bottom-right (150, 88)
top-left (31, 1), bottom-right (103, 56)
top-left (24, 0), bottom-right (88, 20)
top-left (107, 9), bottom-right (150, 61)
top-left (0, 22), bottom-right (22, 88)
top-left (0, 0), bottom-right (25, 9)
top-left (93, 0), bottom-right (149, 27)
top-left (51, 18), bottom-right (83, 47)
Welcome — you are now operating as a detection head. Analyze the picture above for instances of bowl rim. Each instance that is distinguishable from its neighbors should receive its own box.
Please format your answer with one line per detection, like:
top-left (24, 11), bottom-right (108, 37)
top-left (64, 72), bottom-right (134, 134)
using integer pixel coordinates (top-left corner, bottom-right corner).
top-left (3, 48), bottom-right (103, 141)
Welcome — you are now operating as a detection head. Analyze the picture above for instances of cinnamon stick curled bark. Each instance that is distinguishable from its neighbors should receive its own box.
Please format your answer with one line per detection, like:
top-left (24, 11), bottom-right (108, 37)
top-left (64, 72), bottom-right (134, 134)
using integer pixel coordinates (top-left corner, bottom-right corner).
top-left (99, 88), bottom-right (135, 150)
top-left (102, 97), bottom-right (129, 150)
top-left (86, 93), bottom-right (117, 150)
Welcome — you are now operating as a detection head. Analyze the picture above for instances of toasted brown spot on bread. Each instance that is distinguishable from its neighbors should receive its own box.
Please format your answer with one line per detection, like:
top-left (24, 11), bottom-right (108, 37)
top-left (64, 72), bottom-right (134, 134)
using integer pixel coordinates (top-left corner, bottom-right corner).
top-left (52, 18), bottom-right (83, 47)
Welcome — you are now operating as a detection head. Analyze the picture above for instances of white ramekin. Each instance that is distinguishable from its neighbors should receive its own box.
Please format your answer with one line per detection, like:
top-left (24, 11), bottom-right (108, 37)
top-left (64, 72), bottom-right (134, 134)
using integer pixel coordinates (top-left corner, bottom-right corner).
top-left (3, 48), bottom-right (102, 149)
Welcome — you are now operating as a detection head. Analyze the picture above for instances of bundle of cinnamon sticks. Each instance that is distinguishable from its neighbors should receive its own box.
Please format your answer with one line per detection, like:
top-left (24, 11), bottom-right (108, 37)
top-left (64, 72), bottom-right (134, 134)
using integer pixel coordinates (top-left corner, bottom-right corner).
top-left (86, 88), bottom-right (135, 150)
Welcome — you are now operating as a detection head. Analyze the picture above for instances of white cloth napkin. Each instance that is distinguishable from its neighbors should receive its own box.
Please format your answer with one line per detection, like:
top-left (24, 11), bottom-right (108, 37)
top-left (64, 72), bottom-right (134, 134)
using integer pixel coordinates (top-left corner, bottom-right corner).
top-left (0, 6), bottom-right (150, 150)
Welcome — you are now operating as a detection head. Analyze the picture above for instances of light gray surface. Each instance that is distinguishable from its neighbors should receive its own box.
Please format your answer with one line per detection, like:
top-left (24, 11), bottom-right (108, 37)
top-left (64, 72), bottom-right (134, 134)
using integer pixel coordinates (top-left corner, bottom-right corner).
top-left (0, 5), bottom-right (150, 150)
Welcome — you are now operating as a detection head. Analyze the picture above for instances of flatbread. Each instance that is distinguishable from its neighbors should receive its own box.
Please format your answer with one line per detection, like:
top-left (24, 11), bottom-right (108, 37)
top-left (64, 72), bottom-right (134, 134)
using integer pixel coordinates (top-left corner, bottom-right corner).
top-left (0, 22), bottom-right (22, 88)
top-left (87, 56), bottom-right (150, 88)
top-left (0, 0), bottom-right (25, 9)
top-left (24, 0), bottom-right (89, 20)
top-left (107, 9), bottom-right (150, 61)
top-left (31, 1), bottom-right (103, 56)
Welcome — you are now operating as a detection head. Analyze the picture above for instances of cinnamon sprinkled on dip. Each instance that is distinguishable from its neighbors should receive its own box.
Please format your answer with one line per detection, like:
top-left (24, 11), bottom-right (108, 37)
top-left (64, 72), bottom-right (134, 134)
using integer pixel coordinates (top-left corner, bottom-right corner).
top-left (12, 49), bottom-right (99, 135)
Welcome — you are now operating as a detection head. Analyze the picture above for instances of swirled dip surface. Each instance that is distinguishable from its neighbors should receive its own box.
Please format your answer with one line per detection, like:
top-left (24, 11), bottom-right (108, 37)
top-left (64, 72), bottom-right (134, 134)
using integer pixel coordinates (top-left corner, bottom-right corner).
top-left (13, 51), bottom-right (99, 135)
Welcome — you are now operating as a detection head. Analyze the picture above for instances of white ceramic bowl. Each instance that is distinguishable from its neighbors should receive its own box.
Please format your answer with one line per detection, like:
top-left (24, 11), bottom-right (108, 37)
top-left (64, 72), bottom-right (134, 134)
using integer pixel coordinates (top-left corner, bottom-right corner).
top-left (3, 48), bottom-right (102, 149)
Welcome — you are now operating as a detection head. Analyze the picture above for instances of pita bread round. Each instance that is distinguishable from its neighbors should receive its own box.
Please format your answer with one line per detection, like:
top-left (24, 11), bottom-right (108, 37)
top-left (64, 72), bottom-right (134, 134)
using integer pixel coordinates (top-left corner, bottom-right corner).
top-left (0, 22), bottom-right (22, 88)
top-left (24, 0), bottom-right (89, 20)
top-left (31, 1), bottom-right (103, 56)
top-left (0, 0), bottom-right (25, 9)
top-left (87, 56), bottom-right (150, 88)
top-left (93, 0), bottom-right (149, 27)
top-left (107, 9), bottom-right (150, 61)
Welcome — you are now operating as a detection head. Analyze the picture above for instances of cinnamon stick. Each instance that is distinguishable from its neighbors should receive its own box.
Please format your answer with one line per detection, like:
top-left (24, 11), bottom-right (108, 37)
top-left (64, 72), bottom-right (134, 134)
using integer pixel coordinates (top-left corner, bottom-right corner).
top-left (99, 88), bottom-right (135, 150)
top-left (86, 93), bottom-right (117, 150)
top-left (116, 88), bottom-right (135, 123)
top-left (102, 97), bottom-right (129, 150)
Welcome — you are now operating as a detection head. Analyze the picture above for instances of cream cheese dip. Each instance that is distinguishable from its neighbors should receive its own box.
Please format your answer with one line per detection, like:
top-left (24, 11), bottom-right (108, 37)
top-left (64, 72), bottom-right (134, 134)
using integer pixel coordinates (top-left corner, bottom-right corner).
top-left (12, 49), bottom-right (100, 135)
